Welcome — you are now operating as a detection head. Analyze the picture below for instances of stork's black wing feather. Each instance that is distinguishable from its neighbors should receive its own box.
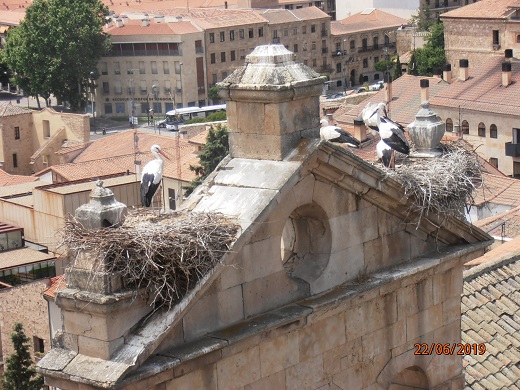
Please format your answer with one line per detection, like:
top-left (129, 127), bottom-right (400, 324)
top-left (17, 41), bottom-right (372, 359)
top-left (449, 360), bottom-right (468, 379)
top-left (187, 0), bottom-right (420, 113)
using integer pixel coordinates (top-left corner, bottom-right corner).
top-left (379, 117), bottom-right (410, 154)
top-left (141, 173), bottom-right (160, 207)
top-left (331, 127), bottom-right (361, 147)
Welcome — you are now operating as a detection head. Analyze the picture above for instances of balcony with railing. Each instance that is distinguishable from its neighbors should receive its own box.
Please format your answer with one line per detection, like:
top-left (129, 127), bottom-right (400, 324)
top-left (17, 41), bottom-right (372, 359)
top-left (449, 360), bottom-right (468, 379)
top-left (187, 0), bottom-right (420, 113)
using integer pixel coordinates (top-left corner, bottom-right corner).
top-left (332, 50), bottom-right (347, 57)
top-left (321, 30), bottom-right (328, 37)
top-left (321, 47), bottom-right (328, 54)
top-left (505, 142), bottom-right (520, 157)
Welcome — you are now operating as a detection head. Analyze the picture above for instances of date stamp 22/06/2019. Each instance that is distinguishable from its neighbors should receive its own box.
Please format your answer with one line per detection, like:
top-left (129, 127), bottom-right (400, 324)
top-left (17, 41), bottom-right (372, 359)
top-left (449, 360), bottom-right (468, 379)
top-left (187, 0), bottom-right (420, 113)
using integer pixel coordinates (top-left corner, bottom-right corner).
top-left (414, 343), bottom-right (486, 356)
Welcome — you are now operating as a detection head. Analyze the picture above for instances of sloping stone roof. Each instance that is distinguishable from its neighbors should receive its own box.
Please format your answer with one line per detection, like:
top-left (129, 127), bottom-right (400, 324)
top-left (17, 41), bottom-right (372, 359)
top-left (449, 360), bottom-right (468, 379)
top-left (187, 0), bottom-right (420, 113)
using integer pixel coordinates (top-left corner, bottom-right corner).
top-left (474, 205), bottom-right (520, 240)
top-left (0, 102), bottom-right (31, 117)
top-left (331, 8), bottom-right (408, 34)
top-left (473, 173), bottom-right (520, 207)
top-left (256, 6), bottom-right (329, 24)
top-left (462, 251), bottom-right (520, 389)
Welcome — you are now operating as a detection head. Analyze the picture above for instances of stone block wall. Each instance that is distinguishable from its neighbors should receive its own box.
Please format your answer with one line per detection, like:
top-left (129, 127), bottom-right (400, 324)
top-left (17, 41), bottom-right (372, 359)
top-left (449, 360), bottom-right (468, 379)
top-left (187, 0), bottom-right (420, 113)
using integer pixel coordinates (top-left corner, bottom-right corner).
top-left (0, 112), bottom-right (34, 175)
top-left (0, 280), bottom-right (50, 359)
top-left (129, 248), bottom-right (479, 390)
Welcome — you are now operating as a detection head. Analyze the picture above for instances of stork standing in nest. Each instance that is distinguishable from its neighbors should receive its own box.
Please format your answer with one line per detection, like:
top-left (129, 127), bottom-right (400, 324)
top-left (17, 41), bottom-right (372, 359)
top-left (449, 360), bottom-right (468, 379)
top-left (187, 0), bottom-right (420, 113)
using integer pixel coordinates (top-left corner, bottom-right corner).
top-left (141, 144), bottom-right (170, 207)
top-left (320, 119), bottom-right (360, 147)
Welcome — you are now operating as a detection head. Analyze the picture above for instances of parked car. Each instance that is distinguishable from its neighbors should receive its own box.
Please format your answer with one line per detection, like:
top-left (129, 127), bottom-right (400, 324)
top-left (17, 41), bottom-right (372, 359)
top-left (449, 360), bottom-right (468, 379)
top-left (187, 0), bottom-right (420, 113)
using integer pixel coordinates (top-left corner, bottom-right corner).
top-left (369, 81), bottom-right (384, 91)
top-left (355, 87), bottom-right (368, 93)
top-left (326, 93), bottom-right (345, 99)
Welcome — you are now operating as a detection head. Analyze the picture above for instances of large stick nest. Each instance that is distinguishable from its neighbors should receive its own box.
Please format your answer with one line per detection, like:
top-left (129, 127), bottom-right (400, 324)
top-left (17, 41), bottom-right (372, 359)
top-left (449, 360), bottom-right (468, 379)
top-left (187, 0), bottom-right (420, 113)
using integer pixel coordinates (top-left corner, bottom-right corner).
top-left (375, 141), bottom-right (482, 223)
top-left (61, 210), bottom-right (240, 310)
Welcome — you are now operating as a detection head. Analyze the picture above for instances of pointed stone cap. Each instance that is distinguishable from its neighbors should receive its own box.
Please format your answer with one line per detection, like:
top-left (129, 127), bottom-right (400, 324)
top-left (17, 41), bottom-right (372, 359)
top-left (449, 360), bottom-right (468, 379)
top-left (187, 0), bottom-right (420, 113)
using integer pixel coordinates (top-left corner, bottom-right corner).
top-left (218, 44), bottom-right (325, 100)
top-left (75, 180), bottom-right (127, 229)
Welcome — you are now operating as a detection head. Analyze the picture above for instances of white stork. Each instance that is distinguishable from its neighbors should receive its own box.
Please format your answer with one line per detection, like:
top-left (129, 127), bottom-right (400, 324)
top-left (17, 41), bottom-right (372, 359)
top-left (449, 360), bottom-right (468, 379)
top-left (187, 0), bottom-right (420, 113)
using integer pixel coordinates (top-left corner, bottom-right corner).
top-left (369, 103), bottom-right (410, 155)
top-left (320, 119), bottom-right (360, 148)
top-left (141, 144), bottom-right (170, 207)
top-left (376, 139), bottom-right (393, 168)
top-left (361, 102), bottom-right (381, 133)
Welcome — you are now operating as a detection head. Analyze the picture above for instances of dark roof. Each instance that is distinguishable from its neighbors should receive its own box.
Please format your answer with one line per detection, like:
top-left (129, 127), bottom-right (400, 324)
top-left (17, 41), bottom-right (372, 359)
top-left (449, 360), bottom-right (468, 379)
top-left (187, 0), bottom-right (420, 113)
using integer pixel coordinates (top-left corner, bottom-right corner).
top-left (462, 252), bottom-right (520, 389)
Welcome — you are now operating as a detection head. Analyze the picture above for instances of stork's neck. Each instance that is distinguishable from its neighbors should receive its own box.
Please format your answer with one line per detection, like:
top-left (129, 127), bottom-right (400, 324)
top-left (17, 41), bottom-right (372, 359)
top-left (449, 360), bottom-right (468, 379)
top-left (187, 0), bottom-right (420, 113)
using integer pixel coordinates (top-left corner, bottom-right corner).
top-left (152, 150), bottom-right (164, 161)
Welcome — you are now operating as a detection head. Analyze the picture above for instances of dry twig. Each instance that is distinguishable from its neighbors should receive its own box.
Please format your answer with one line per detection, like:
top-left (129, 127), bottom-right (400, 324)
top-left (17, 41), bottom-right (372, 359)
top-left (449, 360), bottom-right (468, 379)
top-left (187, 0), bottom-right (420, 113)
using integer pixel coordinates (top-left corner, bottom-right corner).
top-left (61, 210), bottom-right (240, 310)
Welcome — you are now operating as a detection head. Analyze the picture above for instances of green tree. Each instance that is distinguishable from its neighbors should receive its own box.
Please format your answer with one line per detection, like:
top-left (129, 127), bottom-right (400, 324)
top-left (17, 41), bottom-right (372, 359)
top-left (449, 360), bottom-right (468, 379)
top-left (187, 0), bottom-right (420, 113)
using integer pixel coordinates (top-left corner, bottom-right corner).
top-left (0, 323), bottom-right (44, 390)
top-left (374, 59), bottom-right (393, 74)
top-left (4, 0), bottom-right (110, 111)
top-left (393, 56), bottom-right (403, 80)
top-left (411, 22), bottom-right (446, 76)
top-left (185, 124), bottom-right (229, 195)
top-left (208, 86), bottom-right (221, 104)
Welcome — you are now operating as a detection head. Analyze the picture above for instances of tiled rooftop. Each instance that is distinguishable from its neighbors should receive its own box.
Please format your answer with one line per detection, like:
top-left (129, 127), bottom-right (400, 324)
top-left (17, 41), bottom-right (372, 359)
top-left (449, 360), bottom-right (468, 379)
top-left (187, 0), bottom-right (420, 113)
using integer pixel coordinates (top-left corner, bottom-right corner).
top-left (332, 8), bottom-right (408, 34)
top-left (461, 250), bottom-right (520, 389)
top-left (0, 247), bottom-right (56, 270)
top-left (441, 0), bottom-right (520, 19)
top-left (473, 173), bottom-right (520, 208)
top-left (430, 56), bottom-right (520, 116)
top-left (256, 6), bottom-right (329, 23)
top-left (0, 169), bottom-right (38, 186)
top-left (474, 205), bottom-right (520, 241)
top-left (336, 74), bottom-right (449, 126)
top-left (105, 19), bottom-right (200, 35)
top-left (0, 101), bottom-right (31, 117)
top-left (42, 274), bottom-right (66, 300)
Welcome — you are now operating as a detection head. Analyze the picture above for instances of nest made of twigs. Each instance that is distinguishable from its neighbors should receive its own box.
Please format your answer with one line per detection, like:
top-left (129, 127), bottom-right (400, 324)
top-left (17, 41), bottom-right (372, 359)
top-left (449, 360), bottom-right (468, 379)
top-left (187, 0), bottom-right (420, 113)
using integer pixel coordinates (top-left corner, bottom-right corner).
top-left (375, 141), bottom-right (482, 223)
top-left (61, 210), bottom-right (240, 310)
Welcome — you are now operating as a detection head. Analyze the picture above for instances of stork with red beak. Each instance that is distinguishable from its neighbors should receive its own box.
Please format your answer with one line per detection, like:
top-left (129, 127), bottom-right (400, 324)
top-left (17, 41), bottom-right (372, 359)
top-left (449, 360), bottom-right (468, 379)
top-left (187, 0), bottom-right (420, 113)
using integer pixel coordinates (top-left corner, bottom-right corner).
top-left (141, 144), bottom-right (170, 207)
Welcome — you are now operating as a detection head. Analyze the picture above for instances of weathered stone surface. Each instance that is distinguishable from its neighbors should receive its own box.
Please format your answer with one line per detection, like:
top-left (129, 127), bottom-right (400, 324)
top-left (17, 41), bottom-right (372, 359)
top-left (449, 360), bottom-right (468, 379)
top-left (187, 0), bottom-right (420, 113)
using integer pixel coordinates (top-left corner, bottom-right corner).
top-left (62, 354), bottom-right (132, 387)
top-left (245, 370), bottom-right (286, 390)
top-left (259, 330), bottom-right (299, 377)
top-left (216, 346), bottom-right (261, 389)
top-left (285, 354), bottom-right (325, 390)
top-left (77, 334), bottom-right (124, 360)
top-left (36, 347), bottom-right (77, 372)
top-left (299, 313), bottom-right (346, 361)
top-left (213, 158), bottom-right (300, 190)
top-left (165, 364), bottom-right (218, 390)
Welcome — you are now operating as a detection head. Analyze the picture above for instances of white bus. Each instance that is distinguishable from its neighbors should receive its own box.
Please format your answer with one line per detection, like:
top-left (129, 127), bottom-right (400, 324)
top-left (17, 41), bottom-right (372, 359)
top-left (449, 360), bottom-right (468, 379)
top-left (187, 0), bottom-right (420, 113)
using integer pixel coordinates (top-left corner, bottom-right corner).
top-left (156, 104), bottom-right (226, 129)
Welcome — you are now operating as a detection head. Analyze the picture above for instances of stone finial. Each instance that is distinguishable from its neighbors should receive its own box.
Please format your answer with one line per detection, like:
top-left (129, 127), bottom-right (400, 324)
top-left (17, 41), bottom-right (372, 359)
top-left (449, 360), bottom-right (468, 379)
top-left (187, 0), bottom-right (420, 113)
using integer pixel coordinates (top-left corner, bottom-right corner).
top-left (217, 44), bottom-right (326, 161)
top-left (75, 180), bottom-right (127, 229)
top-left (407, 102), bottom-right (446, 157)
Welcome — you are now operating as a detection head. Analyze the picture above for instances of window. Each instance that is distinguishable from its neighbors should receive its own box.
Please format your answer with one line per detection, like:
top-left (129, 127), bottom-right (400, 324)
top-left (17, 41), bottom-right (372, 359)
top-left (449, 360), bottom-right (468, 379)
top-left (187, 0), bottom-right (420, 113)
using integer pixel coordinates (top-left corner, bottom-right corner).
top-left (490, 124), bottom-right (498, 138)
top-left (114, 62), bottom-right (120, 75)
top-left (221, 52), bottom-right (226, 62)
top-left (210, 53), bottom-right (216, 64)
top-left (240, 49), bottom-right (246, 59)
top-left (231, 50), bottom-right (236, 61)
top-left (259, 27), bottom-right (264, 37)
top-left (350, 40), bottom-right (355, 50)
top-left (311, 41), bottom-right (316, 50)
top-left (284, 28), bottom-right (288, 37)
top-left (478, 122), bottom-right (486, 137)
top-left (168, 189), bottom-right (176, 210)
top-left (493, 30), bottom-right (499, 45)
top-left (209, 33), bottom-right (215, 43)
top-left (222, 71), bottom-right (228, 80)
top-left (151, 61), bottom-right (157, 74)
top-left (293, 28), bottom-right (298, 35)
top-left (517, 35), bottom-right (520, 43)
top-left (374, 56), bottom-right (379, 65)
top-left (302, 26), bottom-right (307, 34)
top-left (43, 120), bottom-right (50, 138)
top-left (164, 80), bottom-right (171, 93)
top-left (163, 61), bottom-right (170, 74)
top-left (273, 30), bottom-right (278, 39)
top-left (489, 157), bottom-right (498, 169)
top-left (312, 58), bottom-right (317, 67)
top-left (220, 31), bottom-right (225, 42)
top-left (362, 38), bottom-right (368, 50)
top-left (153, 102), bottom-right (162, 114)
top-left (229, 30), bottom-right (235, 41)
top-left (115, 102), bottom-right (126, 113)
top-left (239, 29), bottom-right (244, 39)
top-left (311, 24), bottom-right (316, 33)
top-left (336, 63), bottom-right (341, 73)
top-left (104, 103), bottom-right (113, 115)
top-left (446, 118), bottom-right (453, 132)
top-left (12, 153), bottom-right (17, 168)
top-left (363, 58), bottom-right (368, 68)
top-left (461, 120), bottom-right (469, 134)
top-left (249, 28), bottom-right (254, 38)
top-left (373, 36), bottom-right (379, 49)
top-left (33, 336), bottom-right (45, 354)
top-left (114, 80), bottom-right (122, 95)
top-left (294, 44), bottom-right (298, 53)
top-left (140, 80), bottom-right (147, 94)
top-left (212, 73), bottom-right (218, 84)
top-left (139, 61), bottom-right (145, 74)
top-left (100, 62), bottom-right (108, 75)
top-left (14, 127), bottom-right (20, 140)
top-left (102, 82), bottom-right (110, 94)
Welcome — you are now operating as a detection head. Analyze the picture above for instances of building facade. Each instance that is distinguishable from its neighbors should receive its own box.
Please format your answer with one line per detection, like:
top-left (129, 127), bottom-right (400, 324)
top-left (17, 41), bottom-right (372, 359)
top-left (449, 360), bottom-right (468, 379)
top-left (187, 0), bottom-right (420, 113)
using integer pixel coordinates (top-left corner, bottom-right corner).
top-left (442, 0), bottom-right (520, 75)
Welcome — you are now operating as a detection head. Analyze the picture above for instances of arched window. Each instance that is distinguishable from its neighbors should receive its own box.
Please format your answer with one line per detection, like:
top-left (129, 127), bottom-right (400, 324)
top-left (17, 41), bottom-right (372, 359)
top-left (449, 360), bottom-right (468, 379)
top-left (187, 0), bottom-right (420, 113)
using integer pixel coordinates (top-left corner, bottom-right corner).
top-left (446, 118), bottom-right (453, 132)
top-left (490, 124), bottom-right (498, 138)
top-left (478, 122), bottom-right (486, 137)
top-left (462, 120), bottom-right (469, 135)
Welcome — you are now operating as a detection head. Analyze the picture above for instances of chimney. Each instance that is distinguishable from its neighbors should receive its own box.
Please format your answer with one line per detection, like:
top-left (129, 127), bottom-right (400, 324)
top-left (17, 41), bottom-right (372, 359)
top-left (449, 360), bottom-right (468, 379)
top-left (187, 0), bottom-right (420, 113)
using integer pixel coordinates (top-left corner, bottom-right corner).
top-left (420, 79), bottom-right (429, 103)
top-left (141, 18), bottom-right (150, 27)
top-left (443, 64), bottom-right (452, 82)
top-left (121, 15), bottom-right (128, 24)
top-left (225, 1), bottom-right (228, 8)
top-left (353, 118), bottom-right (367, 142)
top-left (154, 15), bottom-right (165, 23)
top-left (502, 61), bottom-right (512, 87)
top-left (432, 67), bottom-right (442, 78)
top-left (505, 49), bottom-right (513, 62)
top-left (459, 59), bottom-right (469, 81)
top-left (115, 18), bottom-right (123, 27)
top-left (218, 45), bottom-right (325, 160)
top-left (384, 73), bottom-right (392, 105)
